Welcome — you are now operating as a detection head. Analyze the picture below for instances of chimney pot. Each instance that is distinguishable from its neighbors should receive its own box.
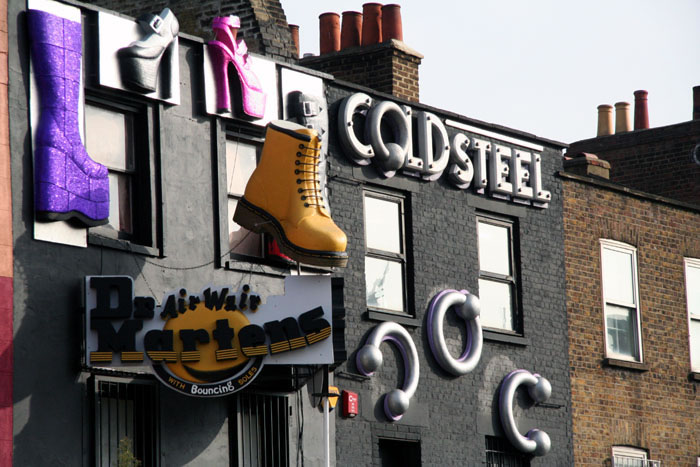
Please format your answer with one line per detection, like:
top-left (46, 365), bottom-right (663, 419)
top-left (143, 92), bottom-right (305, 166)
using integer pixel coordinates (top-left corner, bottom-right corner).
top-left (341, 11), bottom-right (363, 49)
top-left (693, 85), bottom-right (700, 120)
top-left (633, 90), bottom-right (649, 130)
top-left (362, 3), bottom-right (383, 45)
top-left (319, 12), bottom-right (341, 54)
top-left (289, 24), bottom-right (300, 59)
top-left (597, 104), bottom-right (613, 136)
top-left (381, 4), bottom-right (403, 41)
top-left (614, 102), bottom-right (632, 133)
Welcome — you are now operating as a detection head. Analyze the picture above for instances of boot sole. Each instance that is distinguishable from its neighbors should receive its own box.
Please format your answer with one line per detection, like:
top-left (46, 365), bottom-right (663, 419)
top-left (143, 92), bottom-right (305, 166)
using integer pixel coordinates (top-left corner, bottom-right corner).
top-left (233, 198), bottom-right (348, 268)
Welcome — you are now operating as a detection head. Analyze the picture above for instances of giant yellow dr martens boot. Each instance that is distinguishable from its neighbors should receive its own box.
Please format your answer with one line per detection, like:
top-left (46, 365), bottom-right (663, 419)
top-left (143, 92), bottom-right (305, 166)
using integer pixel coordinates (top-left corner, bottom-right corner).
top-left (233, 120), bottom-right (348, 267)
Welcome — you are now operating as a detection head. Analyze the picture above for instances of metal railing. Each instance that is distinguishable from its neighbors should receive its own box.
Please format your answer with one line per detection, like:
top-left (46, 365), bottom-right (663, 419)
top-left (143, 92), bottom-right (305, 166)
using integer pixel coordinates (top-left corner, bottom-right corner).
top-left (613, 456), bottom-right (661, 467)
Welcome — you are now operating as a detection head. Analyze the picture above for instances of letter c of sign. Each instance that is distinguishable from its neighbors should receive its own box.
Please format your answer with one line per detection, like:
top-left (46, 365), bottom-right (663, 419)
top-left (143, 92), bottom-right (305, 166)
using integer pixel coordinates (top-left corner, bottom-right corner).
top-left (338, 93), bottom-right (374, 166)
top-left (499, 369), bottom-right (552, 456)
top-left (356, 321), bottom-right (419, 421)
top-left (427, 289), bottom-right (482, 375)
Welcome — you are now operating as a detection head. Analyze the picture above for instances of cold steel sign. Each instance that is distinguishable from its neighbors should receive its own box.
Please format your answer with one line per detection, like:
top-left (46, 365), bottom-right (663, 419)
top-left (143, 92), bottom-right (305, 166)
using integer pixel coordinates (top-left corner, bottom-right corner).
top-left (338, 93), bottom-right (552, 208)
top-left (84, 276), bottom-right (334, 397)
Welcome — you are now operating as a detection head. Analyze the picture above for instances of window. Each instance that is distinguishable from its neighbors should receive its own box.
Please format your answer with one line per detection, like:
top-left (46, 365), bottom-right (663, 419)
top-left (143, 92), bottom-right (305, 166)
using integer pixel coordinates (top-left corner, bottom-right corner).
top-left (477, 216), bottom-right (520, 333)
top-left (92, 377), bottom-right (159, 467)
top-left (485, 436), bottom-right (530, 467)
top-left (378, 438), bottom-right (421, 467)
top-left (364, 190), bottom-right (408, 315)
top-left (600, 240), bottom-right (642, 362)
top-left (226, 139), bottom-right (263, 257)
top-left (85, 96), bottom-right (156, 251)
top-left (230, 393), bottom-right (289, 467)
top-left (685, 258), bottom-right (700, 372)
top-left (612, 446), bottom-right (659, 467)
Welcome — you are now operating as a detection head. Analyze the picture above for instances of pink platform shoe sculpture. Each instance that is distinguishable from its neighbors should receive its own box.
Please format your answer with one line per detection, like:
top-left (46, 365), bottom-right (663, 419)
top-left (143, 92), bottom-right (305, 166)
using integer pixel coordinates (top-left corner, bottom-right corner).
top-left (207, 16), bottom-right (266, 119)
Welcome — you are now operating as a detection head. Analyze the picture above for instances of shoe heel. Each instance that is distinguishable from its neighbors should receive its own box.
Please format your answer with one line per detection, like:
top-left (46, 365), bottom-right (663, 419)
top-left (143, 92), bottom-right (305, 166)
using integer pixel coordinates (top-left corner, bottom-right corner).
top-left (118, 52), bottom-right (162, 93)
top-left (207, 42), bottom-right (232, 113)
top-left (233, 199), bottom-right (267, 234)
top-left (240, 84), bottom-right (266, 119)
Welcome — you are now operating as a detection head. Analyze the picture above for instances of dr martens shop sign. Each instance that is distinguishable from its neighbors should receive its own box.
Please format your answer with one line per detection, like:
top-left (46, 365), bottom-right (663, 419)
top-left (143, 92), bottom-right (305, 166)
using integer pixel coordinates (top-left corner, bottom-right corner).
top-left (338, 93), bottom-right (552, 207)
top-left (84, 276), bottom-right (335, 397)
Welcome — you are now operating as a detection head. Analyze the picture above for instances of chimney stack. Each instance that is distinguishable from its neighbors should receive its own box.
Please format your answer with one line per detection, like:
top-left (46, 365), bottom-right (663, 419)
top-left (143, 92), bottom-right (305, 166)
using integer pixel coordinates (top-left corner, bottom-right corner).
top-left (289, 24), bottom-right (300, 59)
top-left (633, 90), bottom-right (649, 130)
top-left (615, 102), bottom-right (631, 133)
top-left (381, 4), bottom-right (403, 41)
top-left (693, 85), bottom-right (700, 120)
top-left (597, 104), bottom-right (613, 136)
top-left (341, 11), bottom-right (363, 49)
top-left (563, 153), bottom-right (611, 180)
top-left (361, 3), bottom-right (382, 45)
top-left (303, 3), bottom-right (423, 102)
top-left (319, 12), bottom-right (341, 54)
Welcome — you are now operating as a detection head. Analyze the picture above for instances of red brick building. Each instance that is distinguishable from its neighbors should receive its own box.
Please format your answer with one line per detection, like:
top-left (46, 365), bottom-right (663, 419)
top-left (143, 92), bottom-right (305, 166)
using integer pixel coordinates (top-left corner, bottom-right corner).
top-left (562, 99), bottom-right (700, 465)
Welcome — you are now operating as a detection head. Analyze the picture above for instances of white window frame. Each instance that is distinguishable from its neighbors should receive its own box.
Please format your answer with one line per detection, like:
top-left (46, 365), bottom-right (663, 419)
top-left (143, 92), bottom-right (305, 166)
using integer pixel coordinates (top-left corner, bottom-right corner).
top-left (611, 446), bottom-right (660, 467)
top-left (363, 189), bottom-right (409, 316)
top-left (684, 257), bottom-right (700, 372)
top-left (477, 216), bottom-right (521, 334)
top-left (226, 138), bottom-right (264, 258)
top-left (600, 239), bottom-right (643, 362)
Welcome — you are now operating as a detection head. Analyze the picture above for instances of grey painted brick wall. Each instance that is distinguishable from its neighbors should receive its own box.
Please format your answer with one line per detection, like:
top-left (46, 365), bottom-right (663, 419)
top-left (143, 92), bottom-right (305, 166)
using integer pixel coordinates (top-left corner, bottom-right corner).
top-left (324, 83), bottom-right (573, 466)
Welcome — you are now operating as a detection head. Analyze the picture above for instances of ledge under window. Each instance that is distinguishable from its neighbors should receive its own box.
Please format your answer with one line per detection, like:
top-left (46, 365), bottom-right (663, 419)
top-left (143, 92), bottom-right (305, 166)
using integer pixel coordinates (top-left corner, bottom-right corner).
top-left (602, 357), bottom-right (649, 372)
top-left (88, 232), bottom-right (159, 257)
top-left (689, 371), bottom-right (700, 382)
top-left (483, 330), bottom-right (529, 346)
top-left (366, 310), bottom-right (420, 327)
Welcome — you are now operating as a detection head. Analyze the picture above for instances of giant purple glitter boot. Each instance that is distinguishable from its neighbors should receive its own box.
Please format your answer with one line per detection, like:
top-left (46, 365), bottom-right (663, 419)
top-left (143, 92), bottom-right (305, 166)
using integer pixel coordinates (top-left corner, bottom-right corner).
top-left (28, 9), bottom-right (109, 226)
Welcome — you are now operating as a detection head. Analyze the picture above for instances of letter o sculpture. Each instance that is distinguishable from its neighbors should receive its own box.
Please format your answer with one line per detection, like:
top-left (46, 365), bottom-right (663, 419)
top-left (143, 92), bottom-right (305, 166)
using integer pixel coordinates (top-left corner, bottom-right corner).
top-left (499, 369), bottom-right (552, 457)
top-left (427, 289), bottom-right (482, 375)
top-left (356, 321), bottom-right (419, 421)
top-left (365, 100), bottom-right (410, 178)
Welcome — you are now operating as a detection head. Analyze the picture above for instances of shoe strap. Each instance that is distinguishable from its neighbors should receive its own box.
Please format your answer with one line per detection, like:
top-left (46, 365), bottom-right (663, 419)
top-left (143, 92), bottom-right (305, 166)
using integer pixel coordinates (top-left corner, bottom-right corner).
top-left (235, 38), bottom-right (248, 56)
top-left (301, 101), bottom-right (320, 117)
top-left (213, 15), bottom-right (241, 29)
top-left (137, 12), bottom-right (165, 34)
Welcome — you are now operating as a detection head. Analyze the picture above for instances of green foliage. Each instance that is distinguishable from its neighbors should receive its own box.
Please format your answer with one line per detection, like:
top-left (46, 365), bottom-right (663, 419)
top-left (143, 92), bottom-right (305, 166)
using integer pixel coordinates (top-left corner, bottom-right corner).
top-left (117, 437), bottom-right (141, 467)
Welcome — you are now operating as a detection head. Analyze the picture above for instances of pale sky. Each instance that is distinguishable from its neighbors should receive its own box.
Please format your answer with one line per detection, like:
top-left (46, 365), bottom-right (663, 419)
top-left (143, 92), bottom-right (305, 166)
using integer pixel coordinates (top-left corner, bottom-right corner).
top-left (284, 0), bottom-right (700, 145)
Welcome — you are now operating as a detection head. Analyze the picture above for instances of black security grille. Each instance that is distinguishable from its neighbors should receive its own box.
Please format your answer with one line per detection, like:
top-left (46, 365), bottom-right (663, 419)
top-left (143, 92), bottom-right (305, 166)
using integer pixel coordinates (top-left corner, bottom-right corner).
top-left (94, 378), bottom-right (159, 467)
top-left (232, 393), bottom-right (289, 467)
top-left (485, 436), bottom-right (530, 467)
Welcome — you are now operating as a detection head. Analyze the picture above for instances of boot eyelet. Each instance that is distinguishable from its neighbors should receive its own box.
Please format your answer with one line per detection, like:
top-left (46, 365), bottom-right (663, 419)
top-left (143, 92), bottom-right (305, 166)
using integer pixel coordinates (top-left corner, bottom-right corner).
top-left (296, 179), bottom-right (302, 184)
top-left (298, 188), bottom-right (303, 193)
top-left (294, 169), bottom-right (300, 174)
top-left (295, 160), bottom-right (300, 165)
top-left (301, 195), bottom-right (306, 200)
top-left (296, 152), bottom-right (302, 157)
top-left (304, 203), bottom-right (309, 207)
top-left (299, 144), bottom-right (304, 149)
